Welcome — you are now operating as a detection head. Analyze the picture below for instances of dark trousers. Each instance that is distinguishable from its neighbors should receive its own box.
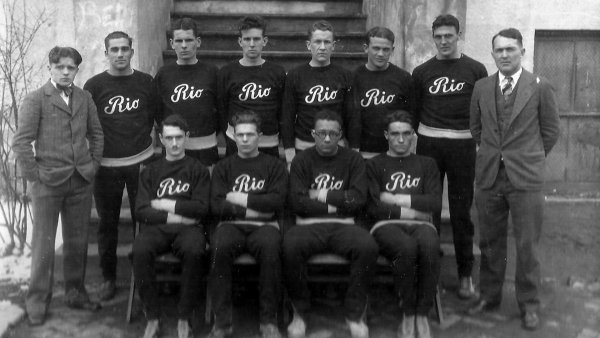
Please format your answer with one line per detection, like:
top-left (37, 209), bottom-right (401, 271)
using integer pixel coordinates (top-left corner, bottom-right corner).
top-left (26, 173), bottom-right (93, 317)
top-left (210, 223), bottom-right (282, 328)
top-left (283, 223), bottom-right (378, 321)
top-left (475, 167), bottom-right (542, 313)
top-left (372, 223), bottom-right (440, 316)
top-left (417, 135), bottom-right (476, 277)
top-left (225, 136), bottom-right (280, 159)
top-left (94, 164), bottom-right (140, 281)
top-left (132, 224), bottom-right (206, 320)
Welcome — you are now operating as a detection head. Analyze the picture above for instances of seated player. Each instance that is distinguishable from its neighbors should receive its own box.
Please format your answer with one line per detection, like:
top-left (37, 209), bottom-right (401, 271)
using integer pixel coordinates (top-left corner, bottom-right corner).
top-left (208, 110), bottom-right (288, 338)
top-left (132, 114), bottom-right (211, 338)
top-left (366, 111), bottom-right (442, 338)
top-left (283, 109), bottom-right (378, 338)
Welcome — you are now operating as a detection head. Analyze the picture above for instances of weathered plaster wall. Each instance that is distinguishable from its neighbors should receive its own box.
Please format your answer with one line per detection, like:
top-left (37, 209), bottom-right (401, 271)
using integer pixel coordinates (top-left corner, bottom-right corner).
top-left (10, 0), bottom-right (170, 88)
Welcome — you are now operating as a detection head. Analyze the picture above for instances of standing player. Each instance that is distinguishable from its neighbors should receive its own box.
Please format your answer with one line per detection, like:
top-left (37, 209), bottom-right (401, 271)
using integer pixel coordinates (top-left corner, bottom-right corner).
top-left (412, 14), bottom-right (487, 299)
top-left (154, 17), bottom-right (220, 166)
top-left (209, 111), bottom-right (288, 338)
top-left (281, 20), bottom-right (353, 165)
top-left (84, 31), bottom-right (156, 301)
top-left (348, 27), bottom-right (415, 158)
top-left (283, 110), bottom-right (378, 338)
top-left (218, 15), bottom-right (286, 158)
top-left (366, 111), bottom-right (441, 338)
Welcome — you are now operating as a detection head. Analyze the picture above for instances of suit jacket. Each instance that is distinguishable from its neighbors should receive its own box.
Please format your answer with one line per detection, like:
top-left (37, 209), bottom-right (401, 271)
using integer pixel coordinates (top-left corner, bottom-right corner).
top-left (470, 69), bottom-right (559, 191)
top-left (12, 81), bottom-right (104, 186)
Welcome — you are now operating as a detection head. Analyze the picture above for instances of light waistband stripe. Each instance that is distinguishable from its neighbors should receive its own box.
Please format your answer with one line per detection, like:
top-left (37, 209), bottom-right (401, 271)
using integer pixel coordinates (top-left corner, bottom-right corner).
top-left (370, 219), bottom-right (437, 234)
top-left (101, 144), bottom-right (154, 167)
top-left (217, 220), bottom-right (279, 229)
top-left (360, 151), bottom-right (379, 159)
top-left (295, 216), bottom-right (354, 226)
top-left (185, 133), bottom-right (218, 150)
top-left (226, 124), bottom-right (279, 147)
top-left (418, 123), bottom-right (472, 139)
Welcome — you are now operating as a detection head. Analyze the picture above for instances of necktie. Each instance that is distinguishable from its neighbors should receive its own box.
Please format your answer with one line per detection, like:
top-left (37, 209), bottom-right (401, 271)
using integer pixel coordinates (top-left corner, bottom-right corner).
top-left (502, 76), bottom-right (513, 100)
top-left (57, 84), bottom-right (73, 97)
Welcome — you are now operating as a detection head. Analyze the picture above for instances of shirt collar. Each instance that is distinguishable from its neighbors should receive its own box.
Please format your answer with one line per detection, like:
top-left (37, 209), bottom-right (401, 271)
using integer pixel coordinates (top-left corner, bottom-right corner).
top-left (498, 67), bottom-right (523, 88)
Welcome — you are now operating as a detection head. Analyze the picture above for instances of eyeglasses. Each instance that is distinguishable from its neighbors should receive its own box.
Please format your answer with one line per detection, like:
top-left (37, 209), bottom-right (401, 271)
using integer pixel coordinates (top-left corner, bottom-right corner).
top-left (313, 129), bottom-right (342, 139)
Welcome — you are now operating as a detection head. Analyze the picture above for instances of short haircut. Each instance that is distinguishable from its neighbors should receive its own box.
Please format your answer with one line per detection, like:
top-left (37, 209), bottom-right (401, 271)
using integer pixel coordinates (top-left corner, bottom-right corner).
top-left (161, 114), bottom-right (189, 134)
top-left (365, 26), bottom-right (395, 45)
top-left (431, 14), bottom-right (460, 34)
top-left (313, 109), bottom-right (343, 129)
top-left (384, 110), bottom-right (414, 130)
top-left (48, 46), bottom-right (82, 66)
top-left (170, 17), bottom-right (199, 38)
top-left (104, 31), bottom-right (133, 50)
top-left (307, 20), bottom-right (334, 40)
top-left (492, 28), bottom-right (523, 48)
top-left (230, 110), bottom-right (262, 133)
top-left (238, 15), bottom-right (267, 37)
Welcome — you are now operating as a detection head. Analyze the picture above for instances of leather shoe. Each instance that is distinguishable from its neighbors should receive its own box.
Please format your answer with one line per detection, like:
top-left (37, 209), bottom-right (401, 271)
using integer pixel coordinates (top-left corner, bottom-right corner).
top-left (98, 280), bottom-right (116, 301)
top-left (522, 310), bottom-right (540, 330)
top-left (27, 314), bottom-right (45, 326)
top-left (64, 289), bottom-right (101, 311)
top-left (466, 299), bottom-right (499, 315)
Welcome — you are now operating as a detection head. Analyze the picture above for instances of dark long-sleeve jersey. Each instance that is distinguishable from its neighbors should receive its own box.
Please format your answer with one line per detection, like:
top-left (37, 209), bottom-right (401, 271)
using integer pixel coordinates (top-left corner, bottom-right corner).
top-left (289, 146), bottom-right (366, 224)
top-left (136, 156), bottom-right (210, 225)
top-left (281, 63), bottom-right (352, 149)
top-left (366, 153), bottom-right (441, 228)
top-left (217, 61), bottom-right (286, 137)
top-left (83, 70), bottom-right (156, 164)
top-left (153, 61), bottom-right (219, 139)
top-left (412, 54), bottom-right (487, 131)
top-left (348, 63), bottom-right (415, 152)
top-left (210, 153), bottom-right (288, 223)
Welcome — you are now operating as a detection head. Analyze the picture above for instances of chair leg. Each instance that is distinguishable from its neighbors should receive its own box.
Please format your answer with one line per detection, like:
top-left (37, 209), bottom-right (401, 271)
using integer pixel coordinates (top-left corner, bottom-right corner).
top-left (434, 285), bottom-right (444, 324)
top-left (126, 268), bottom-right (136, 323)
top-left (205, 283), bottom-right (212, 325)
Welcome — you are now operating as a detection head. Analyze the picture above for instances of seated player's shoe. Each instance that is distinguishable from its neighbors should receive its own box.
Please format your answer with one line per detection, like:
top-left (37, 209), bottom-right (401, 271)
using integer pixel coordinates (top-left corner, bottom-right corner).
top-left (98, 280), bottom-right (117, 301)
top-left (522, 310), bottom-right (540, 331)
top-left (397, 313), bottom-right (415, 338)
top-left (287, 311), bottom-right (306, 338)
top-left (346, 318), bottom-right (369, 338)
top-left (466, 298), bottom-right (500, 315)
top-left (415, 315), bottom-right (431, 338)
top-left (27, 313), bottom-right (45, 326)
top-left (457, 276), bottom-right (476, 299)
top-left (177, 319), bottom-right (192, 338)
top-left (64, 289), bottom-right (101, 311)
top-left (260, 323), bottom-right (282, 338)
top-left (143, 319), bottom-right (160, 338)
top-left (207, 325), bottom-right (233, 338)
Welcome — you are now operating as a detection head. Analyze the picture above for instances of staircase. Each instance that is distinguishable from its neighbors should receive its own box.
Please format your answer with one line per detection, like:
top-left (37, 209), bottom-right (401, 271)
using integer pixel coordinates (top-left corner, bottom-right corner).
top-left (165, 0), bottom-right (368, 71)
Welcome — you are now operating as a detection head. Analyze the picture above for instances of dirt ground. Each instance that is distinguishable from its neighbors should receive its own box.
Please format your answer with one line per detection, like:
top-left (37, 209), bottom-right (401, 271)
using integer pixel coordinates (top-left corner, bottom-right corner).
top-left (2, 199), bottom-right (600, 338)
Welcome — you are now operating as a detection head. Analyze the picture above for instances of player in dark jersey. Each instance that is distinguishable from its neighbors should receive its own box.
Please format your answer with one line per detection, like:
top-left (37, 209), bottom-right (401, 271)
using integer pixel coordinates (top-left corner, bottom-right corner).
top-left (218, 16), bottom-right (286, 158)
top-left (412, 14), bottom-right (487, 299)
top-left (366, 111), bottom-right (441, 338)
top-left (208, 111), bottom-right (288, 338)
top-left (348, 27), bottom-right (415, 158)
top-left (281, 20), bottom-right (353, 166)
top-left (84, 31), bottom-right (157, 301)
top-left (283, 110), bottom-right (378, 338)
top-left (132, 114), bottom-right (210, 338)
top-left (153, 17), bottom-right (220, 167)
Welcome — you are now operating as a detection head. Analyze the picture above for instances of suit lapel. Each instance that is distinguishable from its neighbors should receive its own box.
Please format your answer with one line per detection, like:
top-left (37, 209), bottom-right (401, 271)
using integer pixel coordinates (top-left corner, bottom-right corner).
top-left (70, 87), bottom-right (83, 116)
top-left (508, 70), bottom-right (534, 126)
top-left (44, 82), bottom-right (71, 114)
top-left (483, 75), bottom-right (499, 125)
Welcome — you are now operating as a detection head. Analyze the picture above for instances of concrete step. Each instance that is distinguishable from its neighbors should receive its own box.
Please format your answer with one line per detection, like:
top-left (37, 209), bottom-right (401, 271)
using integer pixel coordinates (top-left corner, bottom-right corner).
top-left (162, 49), bottom-right (366, 71)
top-left (177, 31), bottom-right (366, 52)
top-left (173, 0), bottom-right (363, 16)
top-left (171, 13), bottom-right (367, 33)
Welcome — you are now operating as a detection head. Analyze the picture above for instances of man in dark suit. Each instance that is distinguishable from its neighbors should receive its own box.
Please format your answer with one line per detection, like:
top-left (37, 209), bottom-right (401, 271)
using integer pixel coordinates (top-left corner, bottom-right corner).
top-left (12, 46), bottom-right (104, 326)
top-left (468, 28), bottom-right (560, 331)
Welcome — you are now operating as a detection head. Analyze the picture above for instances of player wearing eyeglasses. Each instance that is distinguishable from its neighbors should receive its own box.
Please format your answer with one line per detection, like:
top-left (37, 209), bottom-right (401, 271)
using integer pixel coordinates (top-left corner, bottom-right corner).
top-left (283, 109), bottom-right (378, 338)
